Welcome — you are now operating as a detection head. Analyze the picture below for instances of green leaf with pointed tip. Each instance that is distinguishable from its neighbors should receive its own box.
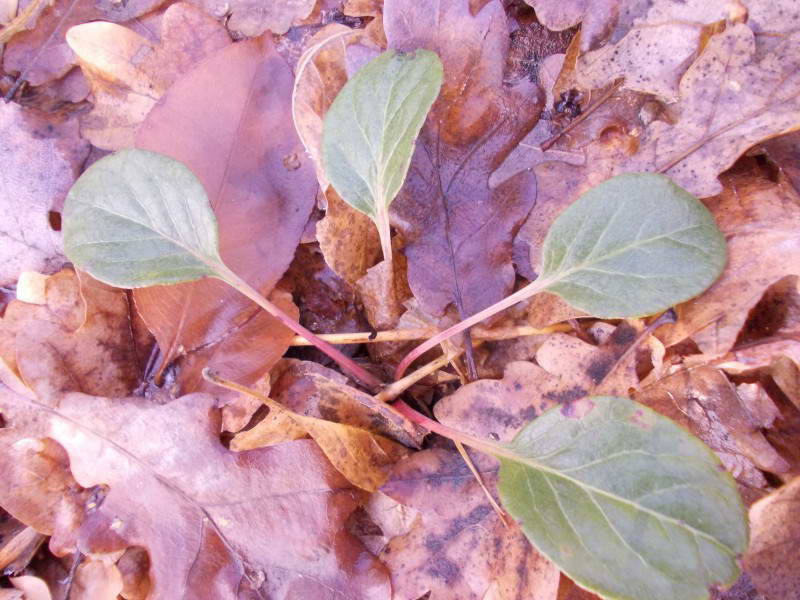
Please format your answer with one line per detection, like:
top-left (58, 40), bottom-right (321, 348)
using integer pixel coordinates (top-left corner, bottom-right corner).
top-left (539, 173), bottom-right (726, 318)
top-left (321, 49), bottom-right (443, 219)
top-left (63, 149), bottom-right (222, 288)
top-left (496, 396), bottom-right (747, 600)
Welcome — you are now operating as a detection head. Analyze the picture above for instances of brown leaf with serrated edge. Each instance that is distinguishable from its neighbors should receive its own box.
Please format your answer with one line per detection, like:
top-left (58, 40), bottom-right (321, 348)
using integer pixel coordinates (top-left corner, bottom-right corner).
top-left (0, 104), bottom-right (88, 287)
top-left (0, 389), bottom-right (391, 599)
top-left (636, 366), bottom-right (789, 495)
top-left (660, 165), bottom-right (800, 356)
top-left (744, 477), bottom-right (800, 600)
top-left (384, 0), bottom-right (542, 320)
top-left (133, 35), bottom-right (317, 394)
top-left (575, 1), bottom-right (744, 101)
top-left (67, 4), bottom-right (231, 150)
top-left (0, 269), bottom-right (145, 401)
top-left (3, 0), bottom-right (102, 88)
top-left (623, 24), bottom-right (800, 197)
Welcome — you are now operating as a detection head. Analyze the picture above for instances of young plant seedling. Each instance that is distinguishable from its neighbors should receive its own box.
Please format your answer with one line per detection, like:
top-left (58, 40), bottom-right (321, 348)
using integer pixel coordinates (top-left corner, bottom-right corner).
top-left (62, 149), bottom-right (382, 390)
top-left (321, 49), bottom-right (443, 268)
top-left (64, 59), bottom-right (746, 600)
top-left (395, 173), bottom-right (728, 378)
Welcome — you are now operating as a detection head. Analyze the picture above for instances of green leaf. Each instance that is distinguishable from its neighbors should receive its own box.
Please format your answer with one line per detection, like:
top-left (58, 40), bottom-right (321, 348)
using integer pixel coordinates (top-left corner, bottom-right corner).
top-left (321, 49), bottom-right (443, 219)
top-left (496, 396), bottom-right (747, 600)
top-left (539, 173), bottom-right (726, 317)
top-left (63, 149), bottom-right (222, 288)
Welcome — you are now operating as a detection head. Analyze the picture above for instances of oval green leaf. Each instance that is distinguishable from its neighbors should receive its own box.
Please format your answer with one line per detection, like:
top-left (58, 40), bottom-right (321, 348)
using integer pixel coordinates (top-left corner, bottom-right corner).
top-left (63, 149), bottom-right (222, 288)
top-left (497, 396), bottom-right (747, 600)
top-left (321, 49), bottom-right (443, 219)
top-left (539, 173), bottom-right (726, 317)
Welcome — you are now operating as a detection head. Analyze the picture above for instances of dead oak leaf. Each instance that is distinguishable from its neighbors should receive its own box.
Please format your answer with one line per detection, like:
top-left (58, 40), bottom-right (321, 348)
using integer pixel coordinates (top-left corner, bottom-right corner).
top-left (0, 104), bottom-right (88, 286)
top-left (193, 0), bottom-right (314, 37)
top-left (380, 449), bottom-right (560, 600)
top-left (0, 389), bottom-right (391, 599)
top-left (384, 0), bottom-right (543, 319)
top-left (660, 166), bottom-right (800, 356)
top-left (625, 24), bottom-right (800, 197)
top-left (67, 3), bottom-right (231, 150)
top-left (0, 269), bottom-right (145, 401)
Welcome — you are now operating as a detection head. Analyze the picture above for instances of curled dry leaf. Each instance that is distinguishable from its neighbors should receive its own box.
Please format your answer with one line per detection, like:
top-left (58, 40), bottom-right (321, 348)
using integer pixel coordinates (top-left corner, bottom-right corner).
top-left (0, 389), bottom-right (391, 599)
top-left (71, 559), bottom-right (124, 600)
top-left (636, 365), bottom-right (789, 491)
top-left (0, 269), bottom-right (145, 401)
top-left (661, 167), bottom-right (800, 356)
top-left (0, 104), bottom-right (88, 286)
top-left (0, 518), bottom-right (46, 575)
top-left (67, 3), bottom-right (231, 150)
top-left (0, 433), bottom-right (87, 557)
top-left (575, 0), bottom-right (743, 101)
top-left (624, 24), bottom-right (800, 197)
top-left (743, 476), bottom-right (800, 600)
top-left (134, 35), bottom-right (317, 394)
top-left (384, 0), bottom-right (542, 318)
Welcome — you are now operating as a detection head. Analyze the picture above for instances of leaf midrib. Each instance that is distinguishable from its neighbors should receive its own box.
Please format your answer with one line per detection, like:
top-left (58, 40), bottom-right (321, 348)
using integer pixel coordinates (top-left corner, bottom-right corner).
top-left (500, 448), bottom-right (736, 556)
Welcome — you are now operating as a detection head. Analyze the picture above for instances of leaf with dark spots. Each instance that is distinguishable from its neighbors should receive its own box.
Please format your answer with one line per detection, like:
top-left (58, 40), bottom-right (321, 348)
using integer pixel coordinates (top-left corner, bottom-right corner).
top-left (380, 448), bottom-right (559, 600)
top-left (0, 388), bottom-right (391, 599)
top-left (133, 35), bottom-right (317, 394)
top-left (383, 0), bottom-right (543, 319)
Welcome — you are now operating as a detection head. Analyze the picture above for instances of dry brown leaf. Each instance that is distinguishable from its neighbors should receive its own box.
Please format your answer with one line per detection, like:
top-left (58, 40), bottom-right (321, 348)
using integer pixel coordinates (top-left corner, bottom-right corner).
top-left (385, 0), bottom-right (542, 319)
top-left (743, 476), bottom-right (800, 599)
top-left (0, 433), bottom-right (87, 558)
top-left (764, 130), bottom-right (800, 195)
top-left (67, 3), bottom-right (231, 150)
top-left (3, 0), bottom-right (102, 88)
top-left (661, 167), bottom-right (800, 356)
top-left (71, 559), bottom-right (124, 600)
top-left (380, 449), bottom-right (560, 600)
top-left (637, 366), bottom-right (789, 492)
top-left (624, 24), bottom-right (800, 197)
top-left (0, 104), bottom-right (88, 286)
top-left (191, 0), bottom-right (314, 37)
top-left (0, 517), bottom-right (46, 574)
top-left (0, 389), bottom-right (391, 598)
top-left (134, 35), bottom-right (317, 394)
top-left (575, 0), bottom-right (743, 100)
top-left (116, 547), bottom-right (151, 600)
top-left (0, 269), bottom-right (146, 401)
top-left (7, 576), bottom-right (51, 600)
top-left (269, 359), bottom-right (426, 448)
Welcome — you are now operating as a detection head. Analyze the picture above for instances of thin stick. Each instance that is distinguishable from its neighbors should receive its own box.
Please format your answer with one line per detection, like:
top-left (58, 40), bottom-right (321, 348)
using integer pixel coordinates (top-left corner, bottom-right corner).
top-left (214, 264), bottom-right (382, 390)
top-left (394, 279), bottom-right (550, 380)
top-left (374, 351), bottom-right (457, 403)
top-left (288, 323), bottom-right (569, 346)
top-left (454, 441), bottom-right (508, 525)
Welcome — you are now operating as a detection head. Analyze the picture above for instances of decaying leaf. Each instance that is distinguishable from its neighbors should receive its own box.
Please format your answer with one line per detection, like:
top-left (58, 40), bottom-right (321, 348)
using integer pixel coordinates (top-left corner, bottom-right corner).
top-left (744, 476), bottom-right (800, 600)
top-left (623, 24), bottom-right (800, 197)
top-left (637, 365), bottom-right (789, 491)
top-left (67, 3), bottom-right (231, 150)
top-left (134, 35), bottom-right (317, 393)
top-left (575, 1), bottom-right (744, 101)
top-left (0, 104), bottom-right (88, 287)
top-left (193, 0), bottom-right (315, 37)
top-left (0, 389), bottom-right (391, 599)
top-left (381, 449), bottom-right (560, 600)
top-left (661, 167), bottom-right (800, 356)
top-left (384, 0), bottom-right (542, 318)
top-left (0, 269), bottom-right (145, 401)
